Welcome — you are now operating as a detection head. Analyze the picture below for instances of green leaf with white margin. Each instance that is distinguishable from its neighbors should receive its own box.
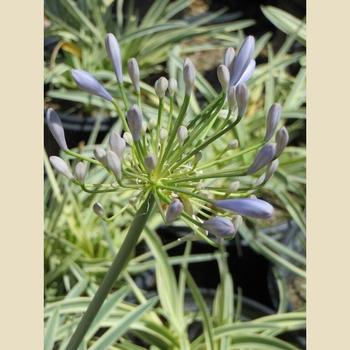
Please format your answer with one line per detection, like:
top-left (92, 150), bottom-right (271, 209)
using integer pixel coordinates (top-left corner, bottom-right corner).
top-left (44, 309), bottom-right (60, 350)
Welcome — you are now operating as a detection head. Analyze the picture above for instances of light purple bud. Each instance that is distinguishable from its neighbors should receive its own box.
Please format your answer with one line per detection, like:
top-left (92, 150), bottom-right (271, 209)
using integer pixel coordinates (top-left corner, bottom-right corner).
top-left (49, 156), bottom-right (74, 180)
top-left (264, 103), bottom-right (282, 142)
top-left (183, 58), bottom-right (196, 96)
top-left (214, 198), bottom-right (274, 219)
top-left (109, 131), bottom-right (126, 158)
top-left (165, 198), bottom-right (184, 223)
top-left (202, 216), bottom-right (236, 238)
top-left (264, 159), bottom-right (279, 183)
top-left (127, 105), bottom-right (143, 141)
top-left (227, 86), bottom-right (236, 110)
top-left (46, 108), bottom-right (68, 151)
top-left (230, 36), bottom-right (255, 87)
top-left (105, 33), bottom-right (123, 83)
top-left (168, 78), bottom-right (178, 96)
top-left (217, 65), bottom-right (230, 91)
top-left (177, 125), bottom-right (188, 144)
top-left (154, 77), bottom-right (168, 98)
top-left (275, 127), bottom-right (289, 157)
top-left (71, 69), bottom-right (112, 101)
top-left (74, 162), bottom-right (87, 182)
top-left (94, 147), bottom-right (107, 165)
top-left (247, 143), bottom-right (276, 174)
top-left (224, 47), bottom-right (235, 70)
top-left (127, 58), bottom-right (140, 92)
top-left (235, 83), bottom-right (249, 117)
top-left (144, 154), bottom-right (157, 171)
top-left (106, 150), bottom-right (122, 179)
top-left (236, 59), bottom-right (256, 86)
top-left (93, 202), bottom-right (105, 217)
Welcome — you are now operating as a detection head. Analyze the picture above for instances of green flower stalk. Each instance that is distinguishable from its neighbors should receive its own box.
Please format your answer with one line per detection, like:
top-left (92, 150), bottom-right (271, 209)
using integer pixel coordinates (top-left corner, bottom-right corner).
top-left (46, 34), bottom-right (289, 350)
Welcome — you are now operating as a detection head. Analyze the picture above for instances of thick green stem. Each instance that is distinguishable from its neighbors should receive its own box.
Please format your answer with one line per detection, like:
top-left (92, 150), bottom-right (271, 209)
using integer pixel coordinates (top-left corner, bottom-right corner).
top-left (65, 192), bottom-right (155, 350)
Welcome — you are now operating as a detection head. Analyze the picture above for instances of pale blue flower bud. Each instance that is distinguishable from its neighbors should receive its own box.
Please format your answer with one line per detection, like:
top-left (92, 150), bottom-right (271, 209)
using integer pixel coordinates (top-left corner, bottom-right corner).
top-left (105, 33), bottom-right (123, 83)
top-left (144, 154), bottom-right (157, 171)
top-left (109, 131), bottom-right (126, 158)
top-left (224, 47), bottom-right (235, 70)
top-left (165, 198), bottom-right (184, 223)
top-left (202, 216), bottom-right (236, 238)
top-left (74, 162), bottom-right (87, 182)
top-left (247, 143), bottom-right (276, 174)
top-left (227, 86), bottom-right (237, 110)
top-left (127, 58), bottom-right (140, 92)
top-left (183, 58), bottom-right (196, 96)
top-left (154, 77), bottom-right (168, 98)
top-left (214, 198), bottom-right (274, 219)
top-left (230, 36), bottom-right (255, 87)
top-left (71, 69), bottom-right (112, 101)
top-left (217, 64), bottom-right (230, 91)
top-left (168, 78), bottom-right (178, 96)
top-left (93, 202), bottom-right (105, 217)
top-left (106, 150), bottom-right (122, 179)
top-left (177, 125), bottom-right (188, 144)
top-left (236, 59), bottom-right (256, 86)
top-left (49, 156), bottom-right (74, 180)
top-left (127, 105), bottom-right (143, 141)
top-left (265, 103), bottom-right (282, 142)
top-left (275, 127), bottom-right (289, 157)
top-left (235, 83), bottom-right (249, 117)
top-left (45, 108), bottom-right (68, 151)
top-left (94, 147), bottom-right (107, 165)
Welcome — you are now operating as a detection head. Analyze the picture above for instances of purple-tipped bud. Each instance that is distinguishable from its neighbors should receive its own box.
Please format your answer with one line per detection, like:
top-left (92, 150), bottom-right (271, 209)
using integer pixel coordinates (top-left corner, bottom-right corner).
top-left (264, 104), bottom-right (282, 142)
top-left (74, 162), bottom-right (87, 182)
top-left (214, 198), bottom-right (274, 219)
top-left (168, 78), bottom-right (178, 96)
top-left (49, 156), bottom-right (74, 180)
top-left (46, 108), bottom-right (68, 151)
top-left (105, 33), bottom-right (123, 83)
top-left (177, 125), bottom-right (188, 144)
top-left (106, 150), bottom-right (122, 179)
top-left (127, 105), bottom-right (143, 141)
top-left (183, 58), bottom-right (196, 96)
top-left (247, 143), bottom-right (276, 174)
top-left (71, 69), bottom-right (112, 101)
top-left (94, 147), bottom-right (107, 165)
top-left (144, 154), bottom-right (157, 171)
top-left (165, 198), bottom-right (184, 223)
top-left (275, 127), bottom-right (289, 157)
top-left (202, 216), bottom-right (236, 238)
top-left (235, 83), bottom-right (249, 117)
top-left (217, 65), bottom-right (230, 91)
top-left (227, 86), bottom-right (237, 110)
top-left (224, 47), bottom-right (235, 70)
top-left (127, 58), bottom-right (140, 92)
top-left (230, 36), bottom-right (255, 87)
top-left (109, 131), bottom-right (126, 158)
top-left (154, 77), bottom-right (168, 98)
top-left (93, 202), bottom-right (105, 217)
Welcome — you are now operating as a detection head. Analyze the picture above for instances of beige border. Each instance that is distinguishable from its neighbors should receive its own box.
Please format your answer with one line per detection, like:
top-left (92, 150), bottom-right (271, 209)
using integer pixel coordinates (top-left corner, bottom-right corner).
top-left (0, 1), bottom-right (43, 348)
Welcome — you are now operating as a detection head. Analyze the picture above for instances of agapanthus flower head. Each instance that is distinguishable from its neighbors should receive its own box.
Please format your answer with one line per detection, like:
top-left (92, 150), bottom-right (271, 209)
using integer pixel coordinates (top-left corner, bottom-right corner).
top-left (247, 143), bottom-right (276, 174)
top-left (127, 58), bottom-right (140, 92)
top-left (49, 156), bottom-right (74, 180)
top-left (71, 69), bottom-right (112, 101)
top-left (105, 33), bottom-right (123, 83)
top-left (127, 105), bottom-right (143, 141)
top-left (202, 216), bottom-right (236, 239)
top-left (265, 103), bottom-right (282, 142)
top-left (45, 108), bottom-right (68, 151)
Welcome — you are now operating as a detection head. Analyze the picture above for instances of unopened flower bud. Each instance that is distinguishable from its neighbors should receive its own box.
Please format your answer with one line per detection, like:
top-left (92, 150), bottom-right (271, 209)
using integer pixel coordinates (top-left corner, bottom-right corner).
top-left (160, 128), bottom-right (168, 140)
top-left (93, 202), bottom-right (105, 217)
top-left (215, 198), bottom-right (274, 219)
top-left (224, 47), bottom-right (235, 70)
top-left (228, 181), bottom-right (240, 192)
top-left (74, 162), bottom-right (87, 182)
top-left (202, 216), bottom-right (236, 239)
top-left (46, 108), bottom-right (68, 151)
top-left (154, 77), bottom-right (168, 98)
top-left (123, 132), bottom-right (133, 145)
top-left (148, 118), bottom-right (157, 129)
top-left (228, 139), bottom-right (239, 149)
top-left (106, 150), bottom-right (122, 180)
top-left (264, 159), bottom-right (279, 183)
top-left (71, 69), bottom-right (112, 101)
top-left (127, 58), bottom-right (140, 92)
top-left (265, 103), bottom-right (282, 142)
top-left (217, 64), bottom-right (230, 91)
top-left (183, 58), bottom-right (196, 96)
top-left (49, 156), bottom-right (74, 180)
top-left (177, 125), bottom-right (188, 144)
top-left (233, 215), bottom-right (243, 230)
top-left (144, 154), bottom-right (157, 171)
top-left (127, 105), bottom-right (143, 141)
top-left (227, 86), bottom-right (237, 110)
top-left (236, 83), bottom-right (249, 117)
top-left (247, 143), bottom-right (276, 174)
top-left (109, 132), bottom-right (126, 158)
top-left (105, 33), bottom-right (123, 83)
top-left (165, 198), bottom-right (184, 223)
top-left (168, 78), bottom-right (178, 96)
top-left (94, 147), bottom-right (107, 165)
top-left (275, 127), bottom-right (289, 157)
